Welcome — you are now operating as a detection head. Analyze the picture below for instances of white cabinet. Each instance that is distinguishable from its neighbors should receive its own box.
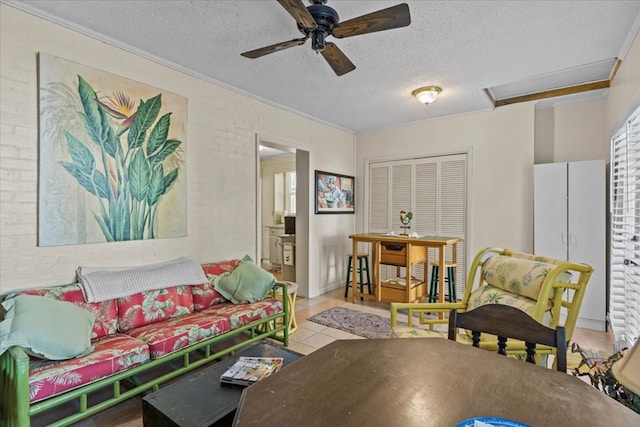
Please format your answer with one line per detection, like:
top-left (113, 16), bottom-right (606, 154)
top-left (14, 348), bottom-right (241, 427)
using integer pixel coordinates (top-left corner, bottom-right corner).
top-left (280, 235), bottom-right (296, 282)
top-left (534, 160), bottom-right (606, 331)
top-left (267, 226), bottom-right (284, 267)
top-left (261, 226), bottom-right (270, 262)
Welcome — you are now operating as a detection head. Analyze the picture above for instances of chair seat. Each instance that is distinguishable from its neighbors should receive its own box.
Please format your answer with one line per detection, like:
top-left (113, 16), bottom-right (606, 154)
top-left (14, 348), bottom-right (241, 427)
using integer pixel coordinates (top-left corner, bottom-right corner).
top-left (389, 326), bottom-right (471, 342)
top-left (429, 260), bottom-right (457, 267)
top-left (28, 334), bottom-right (150, 403)
top-left (125, 312), bottom-right (231, 359)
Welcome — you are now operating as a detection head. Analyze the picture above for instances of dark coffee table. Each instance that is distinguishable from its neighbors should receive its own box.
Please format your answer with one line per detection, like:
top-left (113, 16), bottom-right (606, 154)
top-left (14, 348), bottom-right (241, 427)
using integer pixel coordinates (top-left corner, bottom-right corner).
top-left (142, 340), bottom-right (303, 427)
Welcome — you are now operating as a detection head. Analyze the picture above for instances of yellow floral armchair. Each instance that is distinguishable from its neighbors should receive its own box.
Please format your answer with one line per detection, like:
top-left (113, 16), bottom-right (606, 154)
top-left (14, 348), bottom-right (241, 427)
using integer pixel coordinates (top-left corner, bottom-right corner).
top-left (389, 247), bottom-right (594, 360)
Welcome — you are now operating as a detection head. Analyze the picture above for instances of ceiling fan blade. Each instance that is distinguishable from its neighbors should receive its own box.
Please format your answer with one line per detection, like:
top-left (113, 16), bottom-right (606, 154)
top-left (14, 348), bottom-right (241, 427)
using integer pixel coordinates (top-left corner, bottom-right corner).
top-left (241, 38), bottom-right (307, 59)
top-left (277, 0), bottom-right (317, 31)
top-left (320, 42), bottom-right (356, 76)
top-left (332, 3), bottom-right (411, 39)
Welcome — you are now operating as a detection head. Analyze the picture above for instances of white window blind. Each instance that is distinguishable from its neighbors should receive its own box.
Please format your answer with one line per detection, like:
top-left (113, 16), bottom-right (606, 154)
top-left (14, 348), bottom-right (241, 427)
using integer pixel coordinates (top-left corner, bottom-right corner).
top-left (286, 171), bottom-right (296, 214)
top-left (610, 104), bottom-right (640, 348)
top-left (368, 154), bottom-right (467, 292)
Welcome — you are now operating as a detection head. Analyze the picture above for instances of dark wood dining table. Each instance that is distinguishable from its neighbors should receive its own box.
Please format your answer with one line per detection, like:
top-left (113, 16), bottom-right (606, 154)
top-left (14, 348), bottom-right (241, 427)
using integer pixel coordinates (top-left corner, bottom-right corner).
top-left (233, 338), bottom-right (639, 426)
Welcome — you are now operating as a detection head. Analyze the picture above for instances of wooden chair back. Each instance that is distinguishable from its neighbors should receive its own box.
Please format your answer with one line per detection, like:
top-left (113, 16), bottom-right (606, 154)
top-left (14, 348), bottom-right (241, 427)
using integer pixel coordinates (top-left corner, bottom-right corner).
top-left (448, 304), bottom-right (567, 372)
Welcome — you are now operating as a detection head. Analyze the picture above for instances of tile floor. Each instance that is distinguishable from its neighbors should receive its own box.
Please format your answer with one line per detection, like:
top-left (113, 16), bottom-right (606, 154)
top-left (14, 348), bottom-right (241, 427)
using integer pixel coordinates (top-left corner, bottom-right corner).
top-left (34, 283), bottom-right (615, 426)
top-left (289, 287), bottom-right (616, 357)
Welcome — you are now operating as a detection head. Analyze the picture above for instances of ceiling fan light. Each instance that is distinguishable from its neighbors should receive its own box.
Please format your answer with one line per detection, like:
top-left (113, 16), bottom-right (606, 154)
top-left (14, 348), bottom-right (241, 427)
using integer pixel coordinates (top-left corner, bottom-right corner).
top-left (311, 30), bottom-right (326, 51)
top-left (412, 86), bottom-right (441, 104)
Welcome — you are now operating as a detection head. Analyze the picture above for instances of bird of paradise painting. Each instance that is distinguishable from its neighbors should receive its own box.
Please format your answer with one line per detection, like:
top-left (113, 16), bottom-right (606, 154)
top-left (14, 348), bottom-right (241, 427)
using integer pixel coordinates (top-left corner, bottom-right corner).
top-left (38, 53), bottom-right (188, 246)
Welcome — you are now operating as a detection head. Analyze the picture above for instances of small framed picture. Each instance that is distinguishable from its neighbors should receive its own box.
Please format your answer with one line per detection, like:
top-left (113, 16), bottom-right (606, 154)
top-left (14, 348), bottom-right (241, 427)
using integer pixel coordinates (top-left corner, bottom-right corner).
top-left (315, 170), bottom-right (355, 214)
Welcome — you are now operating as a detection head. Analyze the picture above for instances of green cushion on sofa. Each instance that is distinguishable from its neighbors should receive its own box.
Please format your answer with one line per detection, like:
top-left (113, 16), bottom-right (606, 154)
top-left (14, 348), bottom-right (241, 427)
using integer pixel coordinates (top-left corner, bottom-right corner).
top-left (212, 261), bottom-right (276, 304)
top-left (0, 294), bottom-right (95, 360)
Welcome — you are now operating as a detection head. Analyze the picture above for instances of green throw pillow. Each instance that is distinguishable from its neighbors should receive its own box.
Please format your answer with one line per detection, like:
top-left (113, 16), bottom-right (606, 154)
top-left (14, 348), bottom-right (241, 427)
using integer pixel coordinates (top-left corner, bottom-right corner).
top-left (213, 261), bottom-right (276, 304)
top-left (0, 294), bottom-right (95, 360)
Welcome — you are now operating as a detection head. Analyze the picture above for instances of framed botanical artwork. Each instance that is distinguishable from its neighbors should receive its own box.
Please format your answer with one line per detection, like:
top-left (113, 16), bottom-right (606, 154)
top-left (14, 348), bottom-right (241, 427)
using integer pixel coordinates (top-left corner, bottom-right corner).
top-left (315, 170), bottom-right (355, 214)
top-left (37, 53), bottom-right (188, 246)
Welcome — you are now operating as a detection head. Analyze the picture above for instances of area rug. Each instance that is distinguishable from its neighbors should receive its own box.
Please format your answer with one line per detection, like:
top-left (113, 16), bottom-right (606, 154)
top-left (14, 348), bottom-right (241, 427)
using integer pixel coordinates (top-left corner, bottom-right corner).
top-left (308, 306), bottom-right (406, 339)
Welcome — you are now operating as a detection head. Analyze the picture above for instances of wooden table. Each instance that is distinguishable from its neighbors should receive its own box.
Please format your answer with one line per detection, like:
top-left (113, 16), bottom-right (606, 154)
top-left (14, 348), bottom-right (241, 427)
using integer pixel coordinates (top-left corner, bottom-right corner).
top-left (233, 339), bottom-right (639, 426)
top-left (349, 233), bottom-right (461, 304)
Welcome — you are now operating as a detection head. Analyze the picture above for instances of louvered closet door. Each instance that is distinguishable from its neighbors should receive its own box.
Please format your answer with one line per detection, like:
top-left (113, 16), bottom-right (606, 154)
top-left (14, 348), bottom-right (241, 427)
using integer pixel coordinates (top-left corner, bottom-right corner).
top-left (369, 163), bottom-right (394, 281)
top-left (368, 154), bottom-right (467, 291)
top-left (414, 161), bottom-right (438, 284)
top-left (369, 161), bottom-right (414, 281)
top-left (391, 162), bottom-right (414, 281)
top-left (438, 155), bottom-right (467, 294)
top-left (369, 165), bottom-right (390, 231)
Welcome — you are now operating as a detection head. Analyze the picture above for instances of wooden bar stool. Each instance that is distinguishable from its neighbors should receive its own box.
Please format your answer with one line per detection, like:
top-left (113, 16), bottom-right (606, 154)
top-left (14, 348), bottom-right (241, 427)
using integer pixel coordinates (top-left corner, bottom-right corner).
top-left (428, 261), bottom-right (457, 302)
top-left (344, 253), bottom-right (372, 298)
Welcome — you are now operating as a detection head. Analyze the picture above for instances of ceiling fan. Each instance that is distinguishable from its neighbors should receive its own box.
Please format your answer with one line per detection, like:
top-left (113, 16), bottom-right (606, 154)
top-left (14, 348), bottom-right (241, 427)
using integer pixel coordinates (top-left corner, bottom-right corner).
top-left (241, 0), bottom-right (411, 76)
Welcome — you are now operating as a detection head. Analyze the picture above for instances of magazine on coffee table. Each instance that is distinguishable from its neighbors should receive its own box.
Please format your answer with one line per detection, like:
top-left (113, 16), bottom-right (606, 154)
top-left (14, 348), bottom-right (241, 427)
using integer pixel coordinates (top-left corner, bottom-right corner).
top-left (220, 356), bottom-right (284, 386)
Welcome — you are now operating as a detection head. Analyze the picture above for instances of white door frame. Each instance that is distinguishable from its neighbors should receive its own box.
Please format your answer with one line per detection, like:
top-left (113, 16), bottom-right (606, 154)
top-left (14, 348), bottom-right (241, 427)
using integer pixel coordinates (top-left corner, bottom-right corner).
top-left (256, 133), bottom-right (311, 297)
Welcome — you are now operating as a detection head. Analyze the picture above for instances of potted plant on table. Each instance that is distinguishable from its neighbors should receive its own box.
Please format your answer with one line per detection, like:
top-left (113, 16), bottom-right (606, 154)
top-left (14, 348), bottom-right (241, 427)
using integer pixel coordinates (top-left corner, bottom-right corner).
top-left (399, 210), bottom-right (413, 235)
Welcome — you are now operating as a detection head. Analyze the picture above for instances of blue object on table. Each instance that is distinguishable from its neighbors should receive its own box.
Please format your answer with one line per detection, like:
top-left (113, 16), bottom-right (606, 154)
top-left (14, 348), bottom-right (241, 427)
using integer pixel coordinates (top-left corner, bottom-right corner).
top-left (456, 417), bottom-right (531, 427)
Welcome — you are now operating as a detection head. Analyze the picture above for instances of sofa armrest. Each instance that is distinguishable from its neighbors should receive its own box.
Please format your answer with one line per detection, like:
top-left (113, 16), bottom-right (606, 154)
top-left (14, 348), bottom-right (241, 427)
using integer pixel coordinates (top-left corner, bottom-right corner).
top-left (273, 281), bottom-right (289, 316)
top-left (0, 346), bottom-right (31, 427)
top-left (271, 281), bottom-right (290, 346)
top-left (273, 281), bottom-right (288, 295)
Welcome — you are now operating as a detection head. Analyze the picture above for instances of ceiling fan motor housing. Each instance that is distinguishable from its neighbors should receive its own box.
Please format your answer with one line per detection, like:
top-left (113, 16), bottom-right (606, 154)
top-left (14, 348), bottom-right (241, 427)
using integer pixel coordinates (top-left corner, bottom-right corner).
top-left (303, 3), bottom-right (339, 51)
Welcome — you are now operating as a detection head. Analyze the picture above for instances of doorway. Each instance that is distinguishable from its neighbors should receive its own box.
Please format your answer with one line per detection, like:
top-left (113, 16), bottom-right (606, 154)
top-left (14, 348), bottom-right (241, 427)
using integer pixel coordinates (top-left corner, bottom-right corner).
top-left (259, 146), bottom-right (295, 272)
top-left (256, 136), bottom-right (310, 297)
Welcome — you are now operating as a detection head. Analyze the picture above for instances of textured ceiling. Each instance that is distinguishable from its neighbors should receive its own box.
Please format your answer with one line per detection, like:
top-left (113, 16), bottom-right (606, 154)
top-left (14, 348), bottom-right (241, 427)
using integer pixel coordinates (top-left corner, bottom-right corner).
top-left (5, 0), bottom-right (640, 132)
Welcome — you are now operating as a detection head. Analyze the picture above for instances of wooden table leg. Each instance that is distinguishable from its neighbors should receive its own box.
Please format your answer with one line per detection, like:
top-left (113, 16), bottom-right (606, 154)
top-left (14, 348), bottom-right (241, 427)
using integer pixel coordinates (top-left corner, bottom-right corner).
top-left (405, 243), bottom-right (412, 303)
top-left (375, 242), bottom-right (382, 302)
top-left (438, 245), bottom-right (445, 319)
top-left (452, 242), bottom-right (458, 300)
top-left (423, 255), bottom-right (429, 301)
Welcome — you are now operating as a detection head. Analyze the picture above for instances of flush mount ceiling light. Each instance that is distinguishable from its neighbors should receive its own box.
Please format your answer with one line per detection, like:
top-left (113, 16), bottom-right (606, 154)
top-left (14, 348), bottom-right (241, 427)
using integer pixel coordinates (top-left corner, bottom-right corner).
top-left (412, 86), bottom-right (441, 105)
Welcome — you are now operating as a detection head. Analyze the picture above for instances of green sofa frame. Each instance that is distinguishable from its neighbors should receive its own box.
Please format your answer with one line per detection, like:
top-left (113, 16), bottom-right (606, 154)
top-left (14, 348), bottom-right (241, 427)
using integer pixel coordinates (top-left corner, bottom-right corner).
top-left (0, 282), bottom-right (290, 427)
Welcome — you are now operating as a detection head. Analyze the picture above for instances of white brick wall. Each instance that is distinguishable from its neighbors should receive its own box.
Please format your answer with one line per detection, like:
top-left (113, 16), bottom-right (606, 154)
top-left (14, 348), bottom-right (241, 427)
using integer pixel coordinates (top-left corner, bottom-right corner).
top-left (0, 5), bottom-right (355, 295)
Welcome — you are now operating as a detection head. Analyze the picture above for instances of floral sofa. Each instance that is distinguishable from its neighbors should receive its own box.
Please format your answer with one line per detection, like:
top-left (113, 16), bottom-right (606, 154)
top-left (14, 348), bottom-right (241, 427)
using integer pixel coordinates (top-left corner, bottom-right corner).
top-left (0, 258), bottom-right (290, 427)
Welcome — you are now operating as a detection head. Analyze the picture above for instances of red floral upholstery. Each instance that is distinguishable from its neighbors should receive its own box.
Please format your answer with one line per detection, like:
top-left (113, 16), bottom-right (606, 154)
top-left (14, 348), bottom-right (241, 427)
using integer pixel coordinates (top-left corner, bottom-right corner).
top-left (201, 259), bottom-right (240, 276)
top-left (28, 334), bottom-right (149, 403)
top-left (5, 259), bottom-right (289, 422)
top-left (192, 260), bottom-right (240, 310)
top-left (198, 298), bottom-right (283, 330)
top-left (125, 313), bottom-right (231, 359)
top-left (191, 284), bottom-right (226, 311)
top-left (116, 286), bottom-right (194, 332)
top-left (14, 283), bottom-right (118, 339)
